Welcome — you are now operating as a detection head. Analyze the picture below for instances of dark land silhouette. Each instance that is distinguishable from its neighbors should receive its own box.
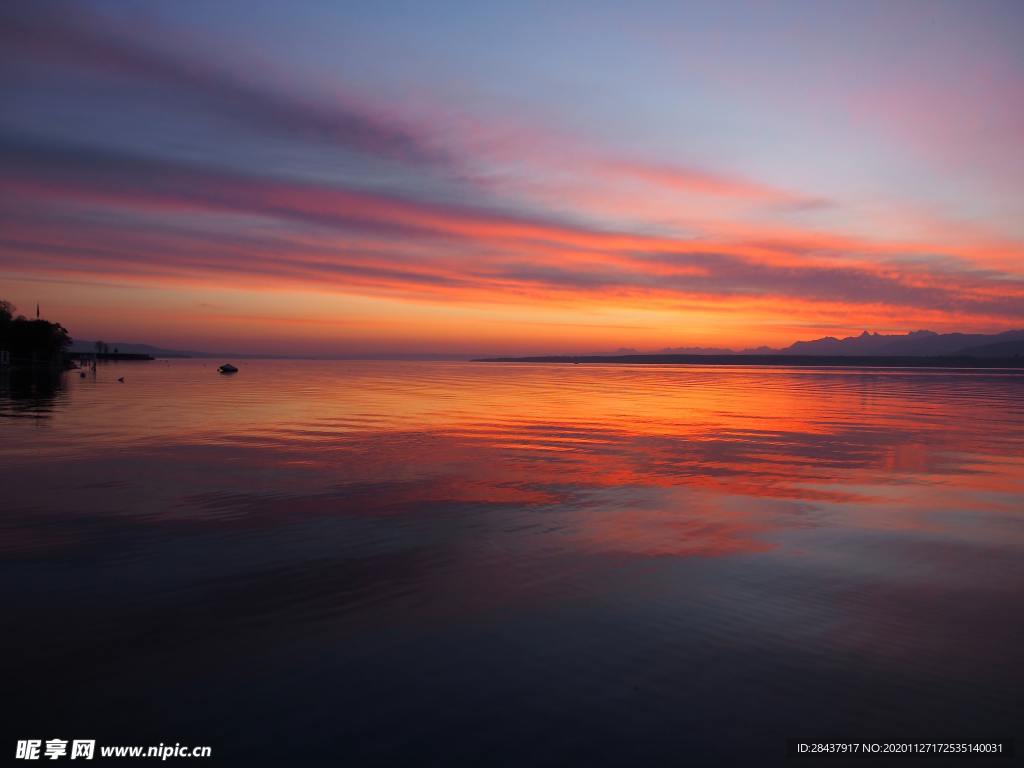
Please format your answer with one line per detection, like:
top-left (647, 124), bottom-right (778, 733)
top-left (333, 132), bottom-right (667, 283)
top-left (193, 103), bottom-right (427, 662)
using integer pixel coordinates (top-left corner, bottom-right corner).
top-left (480, 329), bottom-right (1024, 367)
top-left (69, 339), bottom-right (190, 358)
top-left (769, 329), bottom-right (1024, 357)
top-left (477, 353), bottom-right (1024, 368)
top-left (0, 299), bottom-right (71, 368)
top-left (68, 350), bottom-right (155, 362)
top-left (1, 300), bottom-right (156, 368)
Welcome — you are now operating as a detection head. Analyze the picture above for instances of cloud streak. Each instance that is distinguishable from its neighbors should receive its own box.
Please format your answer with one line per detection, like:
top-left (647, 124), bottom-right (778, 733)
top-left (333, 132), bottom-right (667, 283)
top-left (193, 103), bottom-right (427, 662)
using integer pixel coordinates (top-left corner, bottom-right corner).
top-left (601, 159), bottom-right (829, 208)
top-left (0, 4), bottom-right (443, 165)
top-left (2, 134), bottom-right (1022, 324)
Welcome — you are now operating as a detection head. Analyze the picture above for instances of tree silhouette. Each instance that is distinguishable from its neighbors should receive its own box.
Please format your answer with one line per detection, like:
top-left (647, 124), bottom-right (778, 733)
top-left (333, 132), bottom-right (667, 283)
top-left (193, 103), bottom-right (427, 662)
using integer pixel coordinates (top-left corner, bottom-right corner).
top-left (0, 298), bottom-right (72, 365)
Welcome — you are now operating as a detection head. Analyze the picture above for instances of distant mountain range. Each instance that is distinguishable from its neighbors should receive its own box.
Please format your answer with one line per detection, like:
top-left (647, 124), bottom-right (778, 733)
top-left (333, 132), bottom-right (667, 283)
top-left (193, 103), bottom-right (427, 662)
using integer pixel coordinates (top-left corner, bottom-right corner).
top-left (752, 329), bottom-right (1024, 358)
top-left (70, 340), bottom-right (200, 358)
top-left (619, 329), bottom-right (1024, 358)
top-left (596, 332), bottom-right (1024, 358)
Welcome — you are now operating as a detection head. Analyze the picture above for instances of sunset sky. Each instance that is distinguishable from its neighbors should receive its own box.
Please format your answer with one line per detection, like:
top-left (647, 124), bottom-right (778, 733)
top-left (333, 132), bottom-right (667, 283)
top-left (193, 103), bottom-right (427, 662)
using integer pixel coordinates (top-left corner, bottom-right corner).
top-left (2, 0), bottom-right (1023, 355)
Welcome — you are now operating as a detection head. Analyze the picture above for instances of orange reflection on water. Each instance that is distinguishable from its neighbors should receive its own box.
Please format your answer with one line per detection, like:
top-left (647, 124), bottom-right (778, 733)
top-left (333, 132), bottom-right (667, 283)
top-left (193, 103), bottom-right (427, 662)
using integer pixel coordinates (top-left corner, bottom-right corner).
top-left (3, 360), bottom-right (1022, 561)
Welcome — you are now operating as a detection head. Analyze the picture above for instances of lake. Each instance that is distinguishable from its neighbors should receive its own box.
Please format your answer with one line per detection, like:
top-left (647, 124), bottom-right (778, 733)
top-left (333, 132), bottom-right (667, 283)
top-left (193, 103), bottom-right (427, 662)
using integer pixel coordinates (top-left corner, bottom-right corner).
top-left (2, 360), bottom-right (1022, 765)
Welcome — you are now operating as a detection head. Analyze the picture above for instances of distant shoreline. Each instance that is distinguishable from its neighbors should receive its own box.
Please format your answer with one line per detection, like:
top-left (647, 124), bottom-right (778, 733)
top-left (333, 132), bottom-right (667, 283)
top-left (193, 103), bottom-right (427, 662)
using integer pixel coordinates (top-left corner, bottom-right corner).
top-left (67, 352), bottom-right (154, 362)
top-left (474, 354), bottom-right (1024, 369)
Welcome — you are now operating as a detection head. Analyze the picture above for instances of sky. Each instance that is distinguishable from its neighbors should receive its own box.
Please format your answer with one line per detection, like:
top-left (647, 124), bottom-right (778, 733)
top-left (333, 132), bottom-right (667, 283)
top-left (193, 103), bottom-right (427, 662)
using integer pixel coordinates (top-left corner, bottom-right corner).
top-left (2, 0), bottom-right (1023, 355)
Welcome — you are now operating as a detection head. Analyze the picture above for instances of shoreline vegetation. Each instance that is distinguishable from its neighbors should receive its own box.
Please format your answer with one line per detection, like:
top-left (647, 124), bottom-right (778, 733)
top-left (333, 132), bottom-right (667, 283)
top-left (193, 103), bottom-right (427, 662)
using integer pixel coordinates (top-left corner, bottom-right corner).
top-left (0, 299), bottom-right (72, 370)
top-left (1, 299), bottom-right (154, 370)
top-left (475, 354), bottom-right (1024, 369)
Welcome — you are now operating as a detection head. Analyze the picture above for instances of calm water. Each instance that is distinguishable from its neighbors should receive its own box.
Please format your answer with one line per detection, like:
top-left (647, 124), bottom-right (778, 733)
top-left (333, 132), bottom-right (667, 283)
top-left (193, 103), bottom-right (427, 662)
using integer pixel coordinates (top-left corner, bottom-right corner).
top-left (3, 360), bottom-right (1023, 765)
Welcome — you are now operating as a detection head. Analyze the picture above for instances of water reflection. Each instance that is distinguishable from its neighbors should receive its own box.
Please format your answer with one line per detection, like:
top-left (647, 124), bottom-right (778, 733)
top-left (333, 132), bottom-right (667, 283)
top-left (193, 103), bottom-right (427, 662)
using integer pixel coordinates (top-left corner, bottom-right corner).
top-left (1, 361), bottom-right (1021, 765)
top-left (0, 365), bottom-right (66, 418)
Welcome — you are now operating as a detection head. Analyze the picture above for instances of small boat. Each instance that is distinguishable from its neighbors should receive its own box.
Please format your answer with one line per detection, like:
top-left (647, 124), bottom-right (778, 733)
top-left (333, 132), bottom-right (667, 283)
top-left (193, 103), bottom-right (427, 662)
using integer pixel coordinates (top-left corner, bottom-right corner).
top-left (218, 363), bottom-right (238, 374)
